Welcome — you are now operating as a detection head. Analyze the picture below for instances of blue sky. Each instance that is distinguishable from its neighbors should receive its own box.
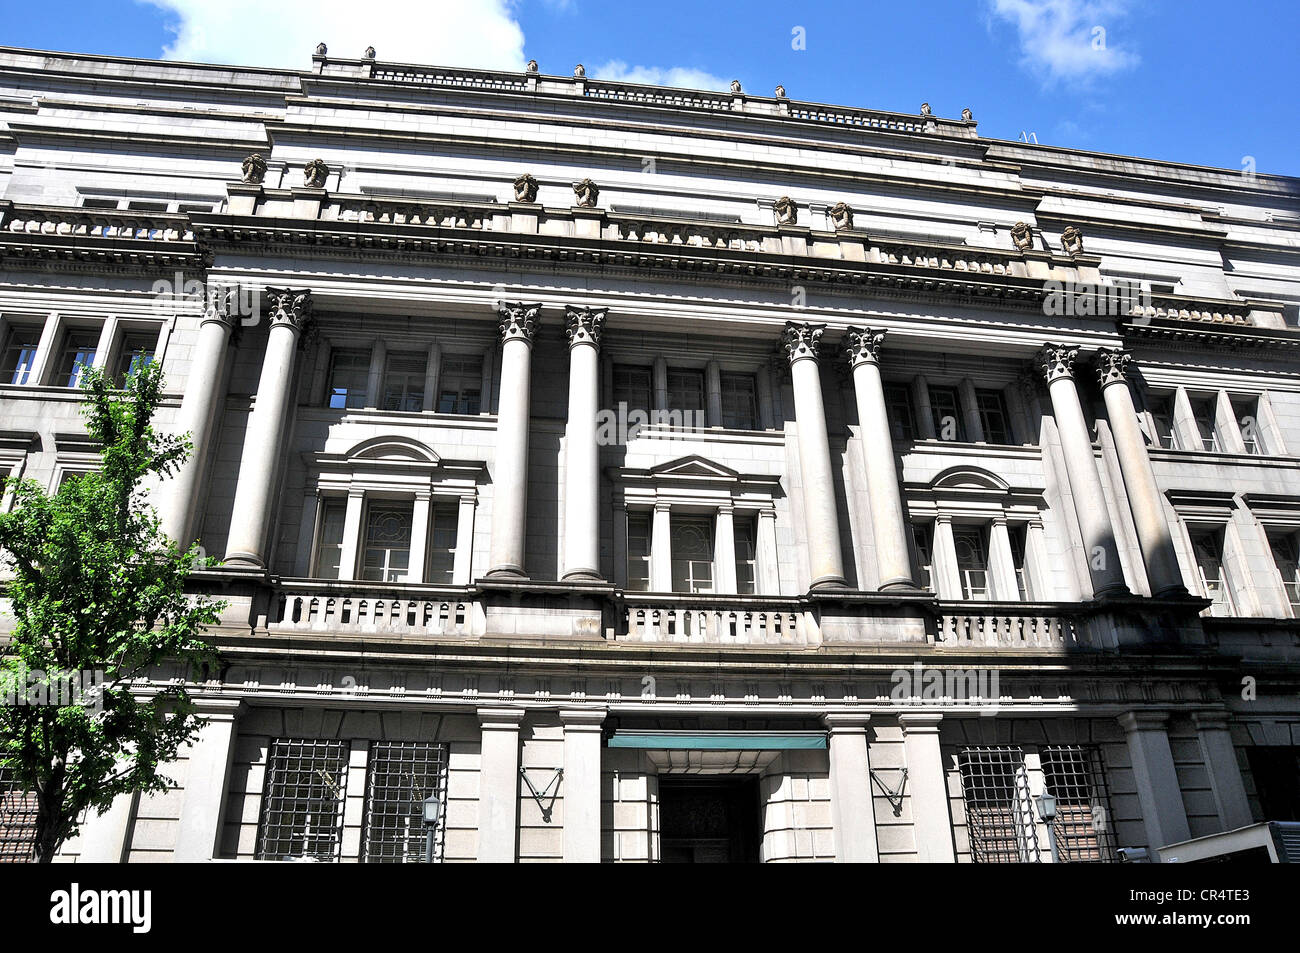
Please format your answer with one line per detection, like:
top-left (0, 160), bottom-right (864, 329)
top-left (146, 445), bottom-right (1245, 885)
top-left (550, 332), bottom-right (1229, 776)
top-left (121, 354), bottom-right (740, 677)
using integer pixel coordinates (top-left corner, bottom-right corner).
top-left (4, 0), bottom-right (1298, 177)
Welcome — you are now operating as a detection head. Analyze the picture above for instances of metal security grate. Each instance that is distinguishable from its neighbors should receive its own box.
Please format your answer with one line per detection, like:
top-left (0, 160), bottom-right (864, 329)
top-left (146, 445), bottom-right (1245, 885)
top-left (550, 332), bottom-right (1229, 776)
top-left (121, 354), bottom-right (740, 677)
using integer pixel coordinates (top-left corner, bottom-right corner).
top-left (0, 765), bottom-right (38, 863)
top-left (256, 739), bottom-right (350, 862)
top-left (1043, 745), bottom-right (1117, 863)
top-left (958, 746), bottom-right (1041, 863)
top-left (362, 742), bottom-right (448, 863)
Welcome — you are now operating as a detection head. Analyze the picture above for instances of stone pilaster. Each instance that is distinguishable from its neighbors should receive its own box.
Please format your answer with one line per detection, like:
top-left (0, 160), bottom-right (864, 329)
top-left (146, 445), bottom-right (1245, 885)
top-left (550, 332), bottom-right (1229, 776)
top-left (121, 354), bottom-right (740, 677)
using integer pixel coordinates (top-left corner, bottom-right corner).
top-left (224, 289), bottom-right (315, 568)
top-left (1095, 348), bottom-right (1187, 597)
top-left (562, 306), bottom-right (606, 581)
top-left (486, 303), bottom-right (541, 578)
top-left (823, 712), bottom-right (879, 862)
top-left (844, 327), bottom-right (916, 590)
top-left (782, 322), bottom-right (848, 589)
top-left (1036, 343), bottom-right (1127, 597)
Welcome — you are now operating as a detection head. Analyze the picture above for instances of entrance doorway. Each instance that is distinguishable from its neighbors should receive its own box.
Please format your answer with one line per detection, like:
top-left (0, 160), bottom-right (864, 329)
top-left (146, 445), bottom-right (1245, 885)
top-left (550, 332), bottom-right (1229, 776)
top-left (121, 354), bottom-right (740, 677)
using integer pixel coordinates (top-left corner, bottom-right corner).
top-left (659, 777), bottom-right (761, 863)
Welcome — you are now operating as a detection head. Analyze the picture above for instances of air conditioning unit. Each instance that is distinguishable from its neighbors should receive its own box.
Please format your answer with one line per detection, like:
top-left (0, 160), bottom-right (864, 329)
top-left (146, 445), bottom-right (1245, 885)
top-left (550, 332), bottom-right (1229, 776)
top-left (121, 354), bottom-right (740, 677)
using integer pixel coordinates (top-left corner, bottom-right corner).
top-left (1154, 821), bottom-right (1300, 863)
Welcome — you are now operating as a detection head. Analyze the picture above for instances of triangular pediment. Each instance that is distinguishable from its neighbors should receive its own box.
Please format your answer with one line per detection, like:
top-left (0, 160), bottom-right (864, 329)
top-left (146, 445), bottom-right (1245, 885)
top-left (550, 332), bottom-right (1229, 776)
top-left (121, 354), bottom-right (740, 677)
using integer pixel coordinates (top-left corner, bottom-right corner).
top-left (650, 455), bottom-right (740, 480)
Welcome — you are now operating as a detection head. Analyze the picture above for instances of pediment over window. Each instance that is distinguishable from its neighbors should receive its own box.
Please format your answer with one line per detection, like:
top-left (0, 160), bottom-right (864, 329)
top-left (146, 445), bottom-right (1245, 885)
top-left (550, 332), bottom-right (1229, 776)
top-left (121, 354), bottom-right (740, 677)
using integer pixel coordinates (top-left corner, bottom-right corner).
top-left (649, 455), bottom-right (740, 481)
top-left (930, 466), bottom-right (1009, 492)
top-left (345, 436), bottom-right (440, 464)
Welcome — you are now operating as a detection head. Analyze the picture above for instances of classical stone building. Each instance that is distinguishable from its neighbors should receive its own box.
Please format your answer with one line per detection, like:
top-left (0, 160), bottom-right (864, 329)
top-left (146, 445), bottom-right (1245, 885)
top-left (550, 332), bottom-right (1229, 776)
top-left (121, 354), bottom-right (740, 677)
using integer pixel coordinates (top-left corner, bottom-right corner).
top-left (0, 45), bottom-right (1298, 864)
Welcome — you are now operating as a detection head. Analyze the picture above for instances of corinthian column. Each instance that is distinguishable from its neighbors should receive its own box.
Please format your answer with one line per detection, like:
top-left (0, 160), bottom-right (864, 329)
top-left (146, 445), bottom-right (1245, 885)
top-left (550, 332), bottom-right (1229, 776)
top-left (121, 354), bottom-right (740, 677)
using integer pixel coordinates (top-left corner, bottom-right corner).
top-left (844, 327), bottom-right (915, 590)
top-left (782, 322), bottom-right (847, 589)
top-left (160, 291), bottom-right (237, 549)
top-left (1096, 349), bottom-right (1187, 597)
top-left (224, 289), bottom-right (314, 568)
top-left (1036, 344), bottom-right (1127, 597)
top-left (562, 306), bottom-right (606, 581)
top-left (487, 302), bottom-right (541, 578)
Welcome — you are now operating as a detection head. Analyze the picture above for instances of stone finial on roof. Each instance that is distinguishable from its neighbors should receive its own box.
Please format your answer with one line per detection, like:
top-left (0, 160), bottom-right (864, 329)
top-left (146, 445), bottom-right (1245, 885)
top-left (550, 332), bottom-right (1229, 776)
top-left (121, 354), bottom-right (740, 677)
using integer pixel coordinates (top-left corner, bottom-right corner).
top-left (774, 196), bottom-right (798, 226)
top-left (572, 178), bottom-right (599, 207)
top-left (364, 46), bottom-right (376, 60)
top-left (730, 80), bottom-right (742, 94)
top-left (526, 59), bottom-right (539, 73)
top-left (574, 63), bottom-right (586, 77)
top-left (315, 43), bottom-right (327, 56)
top-left (920, 102), bottom-right (932, 116)
top-left (774, 85), bottom-right (787, 99)
top-left (961, 107), bottom-right (973, 121)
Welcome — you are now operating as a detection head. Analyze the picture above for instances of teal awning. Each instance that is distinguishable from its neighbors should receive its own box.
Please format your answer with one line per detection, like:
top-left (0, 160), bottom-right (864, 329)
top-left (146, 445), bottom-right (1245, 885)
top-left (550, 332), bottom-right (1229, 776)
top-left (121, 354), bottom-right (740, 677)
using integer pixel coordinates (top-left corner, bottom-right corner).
top-left (607, 730), bottom-right (826, 751)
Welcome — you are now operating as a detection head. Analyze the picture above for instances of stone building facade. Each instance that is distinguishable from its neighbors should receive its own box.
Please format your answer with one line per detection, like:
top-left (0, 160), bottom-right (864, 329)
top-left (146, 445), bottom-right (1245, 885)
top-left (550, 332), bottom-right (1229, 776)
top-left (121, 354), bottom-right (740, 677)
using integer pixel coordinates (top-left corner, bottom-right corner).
top-left (0, 45), bottom-right (1298, 863)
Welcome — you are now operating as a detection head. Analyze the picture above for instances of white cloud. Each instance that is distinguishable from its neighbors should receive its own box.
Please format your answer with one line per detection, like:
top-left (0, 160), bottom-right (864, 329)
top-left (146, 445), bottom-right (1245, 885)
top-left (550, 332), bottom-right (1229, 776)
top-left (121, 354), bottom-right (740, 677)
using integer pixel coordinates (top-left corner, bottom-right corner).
top-left (986, 0), bottom-right (1139, 84)
top-left (590, 60), bottom-right (733, 92)
top-left (137, 0), bottom-right (528, 70)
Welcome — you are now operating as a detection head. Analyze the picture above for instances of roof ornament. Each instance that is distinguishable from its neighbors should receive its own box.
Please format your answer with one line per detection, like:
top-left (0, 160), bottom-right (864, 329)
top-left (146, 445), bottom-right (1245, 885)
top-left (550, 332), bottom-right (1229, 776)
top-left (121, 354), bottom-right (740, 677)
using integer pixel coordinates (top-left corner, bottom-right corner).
top-left (1010, 221), bottom-right (1033, 252)
top-left (526, 59), bottom-right (539, 73)
top-left (961, 107), bottom-right (973, 121)
top-left (774, 196), bottom-right (798, 226)
top-left (1061, 225), bottom-right (1084, 256)
top-left (514, 173), bottom-right (539, 204)
top-left (303, 158), bottom-right (329, 189)
top-left (315, 42), bottom-right (327, 56)
top-left (573, 63), bottom-right (586, 77)
top-left (774, 85), bottom-right (787, 99)
top-left (241, 153), bottom-right (267, 185)
top-left (920, 102), bottom-right (932, 116)
top-left (829, 202), bottom-right (854, 231)
top-left (363, 46), bottom-right (376, 60)
top-left (572, 178), bottom-right (599, 207)
top-left (730, 79), bottom-right (742, 94)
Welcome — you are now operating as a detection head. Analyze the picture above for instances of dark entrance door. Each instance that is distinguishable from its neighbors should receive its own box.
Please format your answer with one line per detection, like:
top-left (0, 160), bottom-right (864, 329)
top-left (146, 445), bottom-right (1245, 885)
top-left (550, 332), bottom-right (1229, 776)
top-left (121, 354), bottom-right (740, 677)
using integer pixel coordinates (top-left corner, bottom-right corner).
top-left (659, 777), bottom-right (761, 863)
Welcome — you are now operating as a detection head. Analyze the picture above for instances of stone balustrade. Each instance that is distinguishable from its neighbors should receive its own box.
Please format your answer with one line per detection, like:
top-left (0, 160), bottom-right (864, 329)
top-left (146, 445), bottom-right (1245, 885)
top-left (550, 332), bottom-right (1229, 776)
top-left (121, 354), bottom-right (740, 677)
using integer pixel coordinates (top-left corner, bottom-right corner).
top-left (0, 203), bottom-right (194, 242)
top-left (934, 609), bottom-right (1086, 650)
top-left (618, 597), bottom-right (816, 645)
top-left (269, 583), bottom-right (482, 639)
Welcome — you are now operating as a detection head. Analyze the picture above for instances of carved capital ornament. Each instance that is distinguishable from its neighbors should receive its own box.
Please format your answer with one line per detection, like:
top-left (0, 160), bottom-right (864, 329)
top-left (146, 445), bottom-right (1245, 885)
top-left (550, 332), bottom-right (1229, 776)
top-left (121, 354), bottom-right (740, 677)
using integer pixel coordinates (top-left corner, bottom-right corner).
top-left (782, 321), bottom-right (825, 363)
top-left (564, 306), bottom-right (607, 349)
top-left (498, 302), bottom-right (543, 345)
top-left (1036, 343), bottom-right (1079, 383)
top-left (265, 288), bottom-right (315, 343)
top-left (1094, 348), bottom-right (1132, 388)
top-left (843, 327), bottom-right (886, 367)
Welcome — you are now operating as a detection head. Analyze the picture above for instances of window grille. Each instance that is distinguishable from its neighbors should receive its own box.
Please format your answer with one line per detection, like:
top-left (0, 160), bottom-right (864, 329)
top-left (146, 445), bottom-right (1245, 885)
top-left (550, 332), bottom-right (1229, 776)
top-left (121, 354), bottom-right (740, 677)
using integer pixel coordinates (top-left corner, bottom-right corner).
top-left (0, 765), bottom-right (37, 863)
top-left (612, 364), bottom-right (652, 415)
top-left (957, 746), bottom-right (1041, 863)
top-left (1042, 745), bottom-right (1117, 863)
top-left (256, 739), bottom-right (350, 862)
top-left (362, 742), bottom-right (449, 863)
top-left (666, 368), bottom-right (705, 415)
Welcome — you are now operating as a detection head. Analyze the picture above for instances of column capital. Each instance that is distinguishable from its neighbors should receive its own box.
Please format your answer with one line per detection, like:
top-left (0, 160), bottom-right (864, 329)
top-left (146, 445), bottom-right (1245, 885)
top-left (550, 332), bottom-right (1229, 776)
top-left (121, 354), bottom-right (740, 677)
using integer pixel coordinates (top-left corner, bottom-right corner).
top-left (1118, 710), bottom-right (1170, 733)
top-left (560, 707), bottom-right (608, 729)
top-left (189, 697), bottom-right (246, 720)
top-left (1191, 709), bottom-right (1233, 732)
top-left (1095, 347), bottom-right (1133, 389)
top-left (497, 302), bottom-right (542, 345)
top-left (843, 326), bottom-right (886, 368)
top-left (264, 288), bottom-right (316, 342)
top-left (822, 711), bottom-right (871, 732)
top-left (563, 305), bottom-right (606, 349)
top-left (478, 706), bottom-right (527, 729)
top-left (200, 286), bottom-right (240, 333)
top-left (898, 712), bottom-right (943, 733)
top-left (782, 321), bottom-right (826, 364)
top-left (1035, 343), bottom-right (1079, 383)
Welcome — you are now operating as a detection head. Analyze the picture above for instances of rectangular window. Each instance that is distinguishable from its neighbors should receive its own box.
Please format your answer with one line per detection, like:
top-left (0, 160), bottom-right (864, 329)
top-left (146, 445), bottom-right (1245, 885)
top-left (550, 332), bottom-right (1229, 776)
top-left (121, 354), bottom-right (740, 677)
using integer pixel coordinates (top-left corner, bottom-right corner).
top-left (1231, 396), bottom-right (1264, 455)
top-left (912, 523), bottom-right (934, 592)
top-left (613, 365), bottom-right (652, 415)
top-left (957, 746), bottom-right (1040, 864)
top-left (314, 499), bottom-right (347, 579)
top-left (1041, 745), bottom-right (1117, 863)
top-left (720, 372), bottom-right (758, 430)
top-left (1269, 533), bottom-right (1300, 618)
top-left (427, 501), bottom-right (458, 585)
top-left (256, 739), bottom-right (350, 862)
top-left (0, 327), bottom-right (41, 386)
top-left (667, 368), bottom-right (705, 415)
top-left (627, 512), bottom-right (652, 592)
top-left (1245, 747), bottom-right (1300, 822)
top-left (976, 389), bottom-right (1012, 444)
top-left (382, 351), bottom-right (426, 412)
top-left (437, 355), bottom-right (482, 415)
top-left (113, 331), bottom-right (156, 386)
top-left (361, 501), bottom-right (414, 582)
top-left (1147, 394), bottom-right (1179, 449)
top-left (56, 330), bottom-right (99, 389)
top-left (1191, 529), bottom-right (1234, 616)
top-left (0, 765), bottom-right (37, 864)
top-left (953, 526), bottom-right (990, 600)
top-left (1190, 396), bottom-right (1220, 452)
top-left (884, 382), bottom-right (916, 442)
top-left (735, 515), bottom-right (757, 595)
top-left (670, 515), bottom-right (714, 593)
top-left (928, 385), bottom-right (965, 441)
top-left (328, 348), bottom-right (370, 410)
top-left (362, 742), bottom-right (448, 863)
top-left (1009, 524), bottom-right (1033, 601)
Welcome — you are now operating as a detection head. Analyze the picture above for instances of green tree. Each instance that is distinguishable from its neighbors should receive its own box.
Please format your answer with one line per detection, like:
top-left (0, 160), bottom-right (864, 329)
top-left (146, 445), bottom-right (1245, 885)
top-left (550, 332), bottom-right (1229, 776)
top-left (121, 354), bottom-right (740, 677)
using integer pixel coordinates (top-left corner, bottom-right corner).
top-left (0, 360), bottom-right (221, 862)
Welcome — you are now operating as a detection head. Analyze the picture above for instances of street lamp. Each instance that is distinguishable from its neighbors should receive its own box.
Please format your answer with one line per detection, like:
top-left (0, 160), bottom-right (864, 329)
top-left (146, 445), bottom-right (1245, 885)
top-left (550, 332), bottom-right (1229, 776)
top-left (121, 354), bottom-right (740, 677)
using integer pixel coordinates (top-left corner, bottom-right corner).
top-left (1035, 792), bottom-right (1059, 865)
top-left (422, 794), bottom-right (442, 864)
